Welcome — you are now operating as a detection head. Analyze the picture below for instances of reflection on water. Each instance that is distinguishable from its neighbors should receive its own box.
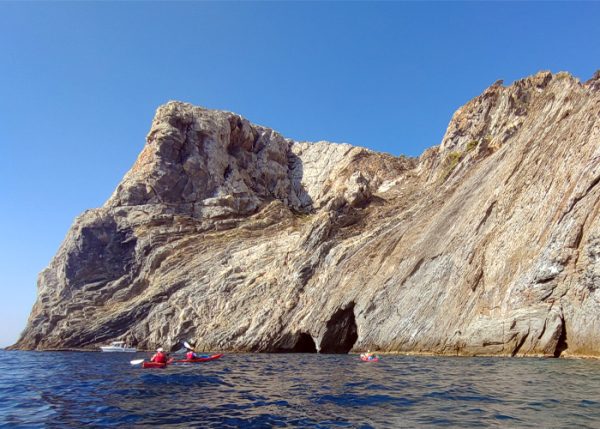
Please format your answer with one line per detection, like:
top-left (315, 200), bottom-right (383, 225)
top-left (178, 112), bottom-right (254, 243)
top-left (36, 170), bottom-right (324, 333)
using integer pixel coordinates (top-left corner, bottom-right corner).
top-left (1, 351), bottom-right (600, 427)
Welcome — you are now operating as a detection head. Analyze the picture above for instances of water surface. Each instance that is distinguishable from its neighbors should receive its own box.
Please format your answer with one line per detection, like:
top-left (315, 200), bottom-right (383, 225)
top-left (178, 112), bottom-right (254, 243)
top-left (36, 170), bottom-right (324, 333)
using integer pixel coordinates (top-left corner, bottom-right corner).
top-left (1, 350), bottom-right (600, 427)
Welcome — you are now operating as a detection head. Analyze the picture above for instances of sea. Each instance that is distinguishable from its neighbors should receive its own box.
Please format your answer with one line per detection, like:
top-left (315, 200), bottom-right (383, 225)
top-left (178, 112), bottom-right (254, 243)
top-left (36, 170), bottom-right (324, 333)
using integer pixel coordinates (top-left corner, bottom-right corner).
top-left (1, 350), bottom-right (599, 428)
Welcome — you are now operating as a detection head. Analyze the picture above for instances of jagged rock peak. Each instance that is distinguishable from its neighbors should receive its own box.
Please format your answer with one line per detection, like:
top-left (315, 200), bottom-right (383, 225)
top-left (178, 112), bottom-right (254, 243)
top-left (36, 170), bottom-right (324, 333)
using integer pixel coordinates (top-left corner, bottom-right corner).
top-left (419, 70), bottom-right (595, 184)
top-left (586, 69), bottom-right (600, 91)
top-left (107, 101), bottom-right (414, 218)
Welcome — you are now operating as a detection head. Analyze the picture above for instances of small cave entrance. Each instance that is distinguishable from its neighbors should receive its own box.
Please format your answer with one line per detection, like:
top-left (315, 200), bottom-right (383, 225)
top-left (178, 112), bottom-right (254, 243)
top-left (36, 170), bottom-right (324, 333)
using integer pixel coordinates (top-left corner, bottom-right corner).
top-left (320, 303), bottom-right (358, 354)
top-left (274, 332), bottom-right (317, 353)
top-left (292, 333), bottom-right (318, 353)
top-left (554, 321), bottom-right (569, 358)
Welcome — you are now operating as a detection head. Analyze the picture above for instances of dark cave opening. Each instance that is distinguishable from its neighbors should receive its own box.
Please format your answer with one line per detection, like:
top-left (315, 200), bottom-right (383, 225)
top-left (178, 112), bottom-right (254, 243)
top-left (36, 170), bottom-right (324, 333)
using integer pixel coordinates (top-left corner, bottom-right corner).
top-left (319, 303), bottom-right (358, 354)
top-left (274, 332), bottom-right (317, 353)
top-left (292, 333), bottom-right (318, 353)
top-left (554, 321), bottom-right (569, 358)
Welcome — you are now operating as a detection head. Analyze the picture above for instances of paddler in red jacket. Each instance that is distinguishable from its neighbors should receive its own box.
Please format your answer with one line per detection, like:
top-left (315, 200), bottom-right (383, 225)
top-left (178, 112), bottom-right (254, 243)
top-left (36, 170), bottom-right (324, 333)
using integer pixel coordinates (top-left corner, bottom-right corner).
top-left (185, 346), bottom-right (198, 360)
top-left (151, 347), bottom-right (168, 363)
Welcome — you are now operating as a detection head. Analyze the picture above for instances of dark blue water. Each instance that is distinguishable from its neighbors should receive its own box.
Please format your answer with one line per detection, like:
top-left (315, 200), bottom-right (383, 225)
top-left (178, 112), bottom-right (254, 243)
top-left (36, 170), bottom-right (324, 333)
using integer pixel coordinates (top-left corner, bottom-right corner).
top-left (1, 351), bottom-right (600, 428)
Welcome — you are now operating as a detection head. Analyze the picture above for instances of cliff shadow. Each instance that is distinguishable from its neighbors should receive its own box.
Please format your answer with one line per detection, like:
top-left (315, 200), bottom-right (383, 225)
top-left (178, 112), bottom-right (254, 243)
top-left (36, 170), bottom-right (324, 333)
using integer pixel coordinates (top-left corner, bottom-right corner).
top-left (287, 149), bottom-right (314, 213)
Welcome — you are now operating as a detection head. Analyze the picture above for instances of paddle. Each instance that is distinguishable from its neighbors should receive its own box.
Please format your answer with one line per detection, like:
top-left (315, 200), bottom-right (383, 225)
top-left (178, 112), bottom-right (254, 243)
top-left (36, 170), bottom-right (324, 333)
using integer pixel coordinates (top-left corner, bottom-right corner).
top-left (130, 358), bottom-right (145, 365)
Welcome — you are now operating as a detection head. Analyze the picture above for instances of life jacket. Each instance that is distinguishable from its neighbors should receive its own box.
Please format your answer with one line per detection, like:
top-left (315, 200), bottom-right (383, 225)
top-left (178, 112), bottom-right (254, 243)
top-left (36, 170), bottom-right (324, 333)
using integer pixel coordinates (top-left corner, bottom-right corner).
top-left (186, 351), bottom-right (195, 360)
top-left (152, 351), bottom-right (168, 363)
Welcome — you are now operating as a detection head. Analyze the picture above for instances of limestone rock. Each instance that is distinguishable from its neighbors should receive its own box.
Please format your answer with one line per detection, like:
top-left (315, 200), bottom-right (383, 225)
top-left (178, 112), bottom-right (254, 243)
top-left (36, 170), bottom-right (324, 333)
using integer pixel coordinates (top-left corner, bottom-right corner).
top-left (11, 71), bottom-right (600, 358)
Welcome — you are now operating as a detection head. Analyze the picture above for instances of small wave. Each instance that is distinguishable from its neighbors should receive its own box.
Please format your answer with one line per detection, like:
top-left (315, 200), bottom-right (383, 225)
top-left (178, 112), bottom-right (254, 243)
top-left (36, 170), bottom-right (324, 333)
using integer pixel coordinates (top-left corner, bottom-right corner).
top-left (1, 351), bottom-right (600, 428)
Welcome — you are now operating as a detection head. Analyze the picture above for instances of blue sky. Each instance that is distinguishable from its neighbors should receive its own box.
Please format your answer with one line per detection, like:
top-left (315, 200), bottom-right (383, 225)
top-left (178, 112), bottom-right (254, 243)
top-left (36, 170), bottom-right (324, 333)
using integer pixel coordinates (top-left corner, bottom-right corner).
top-left (1, 1), bottom-right (599, 347)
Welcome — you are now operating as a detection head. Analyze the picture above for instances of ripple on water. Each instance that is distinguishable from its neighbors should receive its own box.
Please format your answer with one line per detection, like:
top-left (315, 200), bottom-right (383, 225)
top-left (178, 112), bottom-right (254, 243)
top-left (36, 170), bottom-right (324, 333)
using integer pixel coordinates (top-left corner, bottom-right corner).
top-left (1, 351), bottom-right (600, 428)
top-left (314, 392), bottom-right (416, 408)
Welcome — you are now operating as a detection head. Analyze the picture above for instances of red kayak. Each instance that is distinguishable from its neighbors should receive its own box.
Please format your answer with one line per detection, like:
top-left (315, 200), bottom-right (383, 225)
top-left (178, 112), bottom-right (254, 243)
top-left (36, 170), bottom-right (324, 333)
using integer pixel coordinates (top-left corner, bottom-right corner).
top-left (142, 361), bottom-right (167, 369)
top-left (174, 353), bottom-right (224, 363)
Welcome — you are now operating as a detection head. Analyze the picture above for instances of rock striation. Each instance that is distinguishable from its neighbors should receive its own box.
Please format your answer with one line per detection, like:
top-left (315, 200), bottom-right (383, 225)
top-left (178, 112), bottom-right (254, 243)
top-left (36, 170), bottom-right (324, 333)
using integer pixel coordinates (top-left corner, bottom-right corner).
top-left (12, 71), bottom-right (600, 357)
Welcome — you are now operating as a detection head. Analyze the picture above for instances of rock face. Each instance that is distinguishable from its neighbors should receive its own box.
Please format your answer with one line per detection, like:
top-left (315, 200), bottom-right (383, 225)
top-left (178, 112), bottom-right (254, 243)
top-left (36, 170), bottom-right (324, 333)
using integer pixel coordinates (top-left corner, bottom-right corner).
top-left (12, 71), bottom-right (600, 357)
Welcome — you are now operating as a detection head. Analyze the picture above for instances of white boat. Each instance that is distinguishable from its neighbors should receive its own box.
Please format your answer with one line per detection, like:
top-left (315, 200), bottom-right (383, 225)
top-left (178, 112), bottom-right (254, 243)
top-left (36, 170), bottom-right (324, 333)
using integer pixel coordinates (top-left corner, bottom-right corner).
top-left (99, 341), bottom-right (137, 352)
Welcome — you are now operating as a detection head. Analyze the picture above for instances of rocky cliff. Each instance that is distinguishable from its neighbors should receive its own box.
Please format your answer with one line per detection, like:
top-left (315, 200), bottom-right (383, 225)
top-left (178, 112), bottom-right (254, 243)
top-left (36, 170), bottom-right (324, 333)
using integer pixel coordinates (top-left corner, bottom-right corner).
top-left (12, 71), bottom-right (600, 357)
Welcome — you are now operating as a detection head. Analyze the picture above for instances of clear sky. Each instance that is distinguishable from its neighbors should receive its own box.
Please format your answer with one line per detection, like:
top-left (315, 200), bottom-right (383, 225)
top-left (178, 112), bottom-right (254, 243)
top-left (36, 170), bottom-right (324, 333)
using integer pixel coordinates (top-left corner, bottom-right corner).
top-left (1, 1), bottom-right (599, 347)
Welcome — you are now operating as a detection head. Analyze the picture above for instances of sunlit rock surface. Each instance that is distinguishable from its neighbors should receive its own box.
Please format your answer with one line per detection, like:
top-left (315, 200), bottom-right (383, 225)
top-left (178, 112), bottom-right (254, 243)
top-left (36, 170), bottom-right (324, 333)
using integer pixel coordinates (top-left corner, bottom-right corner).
top-left (12, 71), bottom-right (600, 357)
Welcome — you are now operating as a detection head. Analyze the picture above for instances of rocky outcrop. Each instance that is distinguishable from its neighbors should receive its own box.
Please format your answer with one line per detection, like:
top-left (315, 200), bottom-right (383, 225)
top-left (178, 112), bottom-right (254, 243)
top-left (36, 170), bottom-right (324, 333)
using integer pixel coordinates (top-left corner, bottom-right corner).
top-left (12, 71), bottom-right (600, 357)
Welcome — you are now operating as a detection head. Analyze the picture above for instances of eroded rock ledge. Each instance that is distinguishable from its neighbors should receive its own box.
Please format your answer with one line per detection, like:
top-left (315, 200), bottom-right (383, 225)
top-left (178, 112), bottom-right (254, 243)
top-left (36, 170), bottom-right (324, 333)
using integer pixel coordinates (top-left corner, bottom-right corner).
top-left (12, 71), bottom-right (600, 357)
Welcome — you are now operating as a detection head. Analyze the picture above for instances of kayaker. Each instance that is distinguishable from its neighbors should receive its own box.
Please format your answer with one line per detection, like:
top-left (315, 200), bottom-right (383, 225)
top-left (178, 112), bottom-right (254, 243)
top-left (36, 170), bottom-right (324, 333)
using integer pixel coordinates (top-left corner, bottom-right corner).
top-left (185, 346), bottom-right (198, 360)
top-left (360, 350), bottom-right (374, 360)
top-left (151, 347), bottom-right (168, 363)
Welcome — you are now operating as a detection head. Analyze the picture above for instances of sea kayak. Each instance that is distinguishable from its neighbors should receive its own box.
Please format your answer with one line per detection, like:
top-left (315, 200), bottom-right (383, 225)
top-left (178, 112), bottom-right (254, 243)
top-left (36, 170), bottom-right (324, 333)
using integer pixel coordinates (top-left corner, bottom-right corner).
top-left (142, 361), bottom-right (167, 369)
top-left (174, 353), bottom-right (224, 363)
